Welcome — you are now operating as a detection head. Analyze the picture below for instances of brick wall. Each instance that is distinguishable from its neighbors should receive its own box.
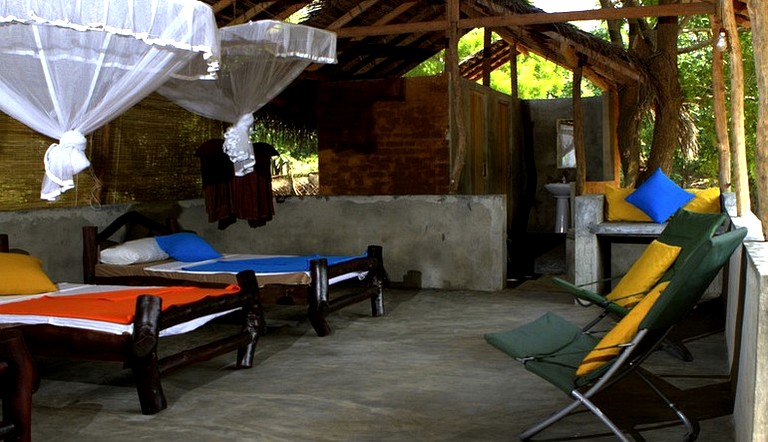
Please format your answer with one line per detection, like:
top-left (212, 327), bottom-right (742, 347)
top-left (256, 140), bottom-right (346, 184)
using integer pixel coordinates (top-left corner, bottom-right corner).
top-left (317, 76), bottom-right (451, 195)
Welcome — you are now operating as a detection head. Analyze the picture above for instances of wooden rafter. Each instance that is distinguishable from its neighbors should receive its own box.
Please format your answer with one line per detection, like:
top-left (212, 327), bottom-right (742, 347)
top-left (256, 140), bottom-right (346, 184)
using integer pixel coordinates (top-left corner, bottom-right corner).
top-left (333, 3), bottom-right (715, 38)
top-left (228, 1), bottom-right (307, 25)
top-left (306, 0), bottom-right (420, 72)
top-left (210, 0), bottom-right (237, 13)
top-left (326, 0), bottom-right (379, 30)
top-left (351, 0), bottom-right (418, 40)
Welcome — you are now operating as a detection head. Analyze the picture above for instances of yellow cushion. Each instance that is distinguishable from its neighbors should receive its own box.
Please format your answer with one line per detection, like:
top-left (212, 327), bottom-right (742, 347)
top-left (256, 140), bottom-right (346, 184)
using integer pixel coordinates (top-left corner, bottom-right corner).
top-left (683, 187), bottom-right (721, 213)
top-left (604, 185), bottom-right (652, 222)
top-left (605, 240), bottom-right (681, 309)
top-left (0, 253), bottom-right (57, 295)
top-left (577, 280), bottom-right (669, 376)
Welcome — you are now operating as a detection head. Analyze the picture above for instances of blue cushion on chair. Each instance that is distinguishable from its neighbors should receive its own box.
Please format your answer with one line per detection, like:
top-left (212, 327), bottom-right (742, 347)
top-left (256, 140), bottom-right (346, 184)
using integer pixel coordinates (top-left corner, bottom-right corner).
top-left (155, 232), bottom-right (221, 262)
top-left (626, 168), bottom-right (694, 223)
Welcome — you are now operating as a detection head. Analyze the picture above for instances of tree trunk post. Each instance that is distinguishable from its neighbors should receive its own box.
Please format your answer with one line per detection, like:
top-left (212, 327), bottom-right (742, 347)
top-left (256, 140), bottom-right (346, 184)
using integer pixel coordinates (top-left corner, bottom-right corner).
top-left (573, 63), bottom-right (586, 195)
top-left (447, 0), bottom-right (466, 194)
top-left (710, 15), bottom-right (732, 194)
top-left (724, 0), bottom-right (750, 215)
top-left (747, 0), bottom-right (768, 234)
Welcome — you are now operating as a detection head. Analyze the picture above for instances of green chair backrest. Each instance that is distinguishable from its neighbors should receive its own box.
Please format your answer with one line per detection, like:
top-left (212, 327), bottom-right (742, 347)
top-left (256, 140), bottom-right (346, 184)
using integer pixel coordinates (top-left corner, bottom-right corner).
top-left (641, 227), bottom-right (746, 332)
top-left (657, 209), bottom-right (727, 278)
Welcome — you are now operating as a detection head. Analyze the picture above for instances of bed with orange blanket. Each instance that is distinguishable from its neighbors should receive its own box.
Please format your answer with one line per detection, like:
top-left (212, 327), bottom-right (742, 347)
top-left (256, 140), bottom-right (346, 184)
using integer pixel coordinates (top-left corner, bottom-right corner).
top-left (0, 233), bottom-right (262, 415)
top-left (82, 211), bottom-right (386, 337)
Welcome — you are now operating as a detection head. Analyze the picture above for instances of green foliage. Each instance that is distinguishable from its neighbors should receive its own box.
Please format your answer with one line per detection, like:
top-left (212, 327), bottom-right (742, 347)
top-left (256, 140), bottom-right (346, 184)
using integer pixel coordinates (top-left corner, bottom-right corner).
top-left (406, 29), bottom-right (597, 99)
top-left (250, 115), bottom-right (319, 176)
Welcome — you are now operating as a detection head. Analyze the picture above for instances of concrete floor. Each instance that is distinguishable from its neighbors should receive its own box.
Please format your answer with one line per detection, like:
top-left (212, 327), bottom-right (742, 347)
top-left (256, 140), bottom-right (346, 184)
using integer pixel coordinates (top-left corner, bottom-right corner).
top-left (29, 278), bottom-right (734, 441)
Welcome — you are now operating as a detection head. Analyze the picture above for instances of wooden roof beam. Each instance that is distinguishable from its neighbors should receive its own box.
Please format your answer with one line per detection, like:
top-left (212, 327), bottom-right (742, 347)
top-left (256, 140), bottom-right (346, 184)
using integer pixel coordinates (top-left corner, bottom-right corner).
top-left (210, 0), bottom-right (237, 14)
top-left (326, 0), bottom-right (380, 30)
top-left (350, 1), bottom-right (419, 41)
top-left (333, 3), bottom-right (714, 38)
top-left (227, 1), bottom-right (307, 26)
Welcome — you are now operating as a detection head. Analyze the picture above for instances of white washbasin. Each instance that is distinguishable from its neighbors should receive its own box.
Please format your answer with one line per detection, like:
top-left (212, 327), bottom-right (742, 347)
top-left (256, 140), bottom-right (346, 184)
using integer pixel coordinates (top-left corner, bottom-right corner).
top-left (545, 182), bottom-right (572, 197)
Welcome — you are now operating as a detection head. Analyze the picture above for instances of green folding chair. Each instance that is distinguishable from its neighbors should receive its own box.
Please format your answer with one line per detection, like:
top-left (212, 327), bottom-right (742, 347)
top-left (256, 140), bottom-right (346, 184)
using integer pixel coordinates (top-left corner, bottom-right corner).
top-left (485, 227), bottom-right (746, 441)
top-left (554, 209), bottom-right (727, 325)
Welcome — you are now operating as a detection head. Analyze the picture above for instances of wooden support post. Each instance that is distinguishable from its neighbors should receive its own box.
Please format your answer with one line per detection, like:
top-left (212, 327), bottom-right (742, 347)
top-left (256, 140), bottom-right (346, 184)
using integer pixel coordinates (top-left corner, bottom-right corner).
top-left (711, 15), bottom-right (732, 194)
top-left (723, 0), bottom-right (750, 215)
top-left (746, 0), bottom-right (768, 234)
top-left (573, 62), bottom-right (586, 195)
top-left (447, 0), bottom-right (467, 193)
top-left (483, 27), bottom-right (492, 86)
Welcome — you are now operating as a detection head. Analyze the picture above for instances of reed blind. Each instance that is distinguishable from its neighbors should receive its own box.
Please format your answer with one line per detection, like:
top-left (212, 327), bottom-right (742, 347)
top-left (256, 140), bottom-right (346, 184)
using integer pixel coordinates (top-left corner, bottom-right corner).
top-left (0, 93), bottom-right (223, 211)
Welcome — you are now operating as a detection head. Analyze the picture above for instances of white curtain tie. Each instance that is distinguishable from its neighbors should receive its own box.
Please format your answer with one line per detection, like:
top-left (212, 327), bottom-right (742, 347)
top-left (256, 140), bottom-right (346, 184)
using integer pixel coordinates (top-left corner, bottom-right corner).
top-left (223, 113), bottom-right (255, 176)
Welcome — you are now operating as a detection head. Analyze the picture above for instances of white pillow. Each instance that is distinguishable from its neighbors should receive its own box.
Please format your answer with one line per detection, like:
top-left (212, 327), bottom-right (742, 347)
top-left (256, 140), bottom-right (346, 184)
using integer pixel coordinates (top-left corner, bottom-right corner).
top-left (99, 237), bottom-right (170, 265)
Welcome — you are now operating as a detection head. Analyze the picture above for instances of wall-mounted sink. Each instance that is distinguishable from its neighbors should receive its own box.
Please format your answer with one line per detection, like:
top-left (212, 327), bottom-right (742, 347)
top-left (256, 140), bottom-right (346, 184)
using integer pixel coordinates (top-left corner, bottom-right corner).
top-left (544, 182), bottom-right (572, 197)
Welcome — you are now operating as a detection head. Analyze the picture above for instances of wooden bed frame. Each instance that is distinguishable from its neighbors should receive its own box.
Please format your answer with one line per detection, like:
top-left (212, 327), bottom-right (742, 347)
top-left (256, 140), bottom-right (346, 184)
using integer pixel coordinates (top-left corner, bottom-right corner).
top-left (82, 211), bottom-right (386, 337)
top-left (2, 233), bottom-right (264, 415)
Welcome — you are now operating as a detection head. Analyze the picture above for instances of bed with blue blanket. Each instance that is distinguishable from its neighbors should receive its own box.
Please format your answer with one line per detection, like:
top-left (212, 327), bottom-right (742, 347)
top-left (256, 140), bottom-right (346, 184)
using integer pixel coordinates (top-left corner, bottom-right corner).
top-left (82, 211), bottom-right (386, 336)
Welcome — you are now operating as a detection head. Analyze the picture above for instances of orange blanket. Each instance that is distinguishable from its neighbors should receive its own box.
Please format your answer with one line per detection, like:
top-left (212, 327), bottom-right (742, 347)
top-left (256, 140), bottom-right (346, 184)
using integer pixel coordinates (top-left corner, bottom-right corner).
top-left (0, 285), bottom-right (240, 325)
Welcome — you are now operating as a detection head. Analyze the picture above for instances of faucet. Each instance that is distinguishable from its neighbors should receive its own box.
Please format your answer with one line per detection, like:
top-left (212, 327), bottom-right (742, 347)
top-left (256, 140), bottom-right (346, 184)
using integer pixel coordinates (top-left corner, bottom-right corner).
top-left (561, 173), bottom-right (567, 184)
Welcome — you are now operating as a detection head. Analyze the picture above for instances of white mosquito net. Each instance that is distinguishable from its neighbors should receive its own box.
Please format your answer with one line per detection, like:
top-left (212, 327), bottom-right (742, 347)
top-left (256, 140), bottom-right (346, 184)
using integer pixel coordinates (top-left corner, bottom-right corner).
top-left (0, 0), bottom-right (220, 200)
top-left (158, 20), bottom-right (336, 176)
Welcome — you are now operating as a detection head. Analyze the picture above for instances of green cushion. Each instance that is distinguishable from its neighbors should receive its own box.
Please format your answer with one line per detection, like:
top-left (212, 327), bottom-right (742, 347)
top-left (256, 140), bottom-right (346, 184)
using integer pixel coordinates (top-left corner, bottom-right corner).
top-left (485, 312), bottom-right (599, 393)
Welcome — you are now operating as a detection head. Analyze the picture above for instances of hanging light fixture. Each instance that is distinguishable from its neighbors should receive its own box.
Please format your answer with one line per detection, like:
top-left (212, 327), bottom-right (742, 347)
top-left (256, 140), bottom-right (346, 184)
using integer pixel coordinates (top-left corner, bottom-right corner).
top-left (716, 27), bottom-right (728, 52)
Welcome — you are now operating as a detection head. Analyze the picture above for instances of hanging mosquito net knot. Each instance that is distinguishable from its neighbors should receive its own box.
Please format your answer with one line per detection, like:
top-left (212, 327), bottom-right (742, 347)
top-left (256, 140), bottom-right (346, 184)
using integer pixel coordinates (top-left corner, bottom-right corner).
top-left (224, 113), bottom-right (256, 176)
top-left (41, 130), bottom-right (89, 201)
top-left (158, 20), bottom-right (337, 176)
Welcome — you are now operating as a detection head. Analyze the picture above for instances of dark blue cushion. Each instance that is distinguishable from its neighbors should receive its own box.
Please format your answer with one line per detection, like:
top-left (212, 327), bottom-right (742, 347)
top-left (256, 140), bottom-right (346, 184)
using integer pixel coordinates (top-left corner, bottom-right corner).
top-left (155, 232), bottom-right (221, 262)
top-left (626, 168), bottom-right (694, 223)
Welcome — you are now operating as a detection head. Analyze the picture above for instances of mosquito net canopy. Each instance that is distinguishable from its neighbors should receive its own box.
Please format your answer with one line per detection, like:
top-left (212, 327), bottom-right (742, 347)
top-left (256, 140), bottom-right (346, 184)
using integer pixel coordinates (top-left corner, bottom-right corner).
top-left (0, 0), bottom-right (220, 200)
top-left (159, 20), bottom-right (336, 176)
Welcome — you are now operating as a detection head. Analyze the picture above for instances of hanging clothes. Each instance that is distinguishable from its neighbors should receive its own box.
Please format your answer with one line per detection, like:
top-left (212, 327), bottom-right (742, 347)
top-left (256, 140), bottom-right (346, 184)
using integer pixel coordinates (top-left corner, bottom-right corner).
top-left (196, 139), bottom-right (278, 229)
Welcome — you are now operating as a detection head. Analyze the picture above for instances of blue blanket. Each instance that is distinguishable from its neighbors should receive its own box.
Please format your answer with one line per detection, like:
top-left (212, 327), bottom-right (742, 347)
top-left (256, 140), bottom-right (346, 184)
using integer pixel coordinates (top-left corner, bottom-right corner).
top-left (182, 254), bottom-right (364, 274)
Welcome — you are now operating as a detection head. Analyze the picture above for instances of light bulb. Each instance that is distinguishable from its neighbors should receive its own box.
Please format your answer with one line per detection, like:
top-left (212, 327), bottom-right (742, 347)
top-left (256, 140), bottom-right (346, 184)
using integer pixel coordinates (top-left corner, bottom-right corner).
top-left (716, 29), bottom-right (727, 52)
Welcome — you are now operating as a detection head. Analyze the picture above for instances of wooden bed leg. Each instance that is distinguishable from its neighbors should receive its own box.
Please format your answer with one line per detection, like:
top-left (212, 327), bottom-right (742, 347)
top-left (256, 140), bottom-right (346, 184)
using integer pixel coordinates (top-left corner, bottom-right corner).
top-left (0, 329), bottom-right (37, 442)
top-left (308, 258), bottom-right (332, 337)
top-left (130, 295), bottom-right (167, 415)
top-left (367, 245), bottom-right (386, 317)
top-left (235, 271), bottom-right (262, 368)
top-left (82, 226), bottom-right (98, 284)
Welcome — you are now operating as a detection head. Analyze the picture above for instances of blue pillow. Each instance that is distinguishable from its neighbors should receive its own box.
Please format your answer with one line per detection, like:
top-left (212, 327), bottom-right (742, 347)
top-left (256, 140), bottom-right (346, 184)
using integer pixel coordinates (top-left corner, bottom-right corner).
top-left (626, 168), bottom-right (694, 223)
top-left (155, 232), bottom-right (221, 262)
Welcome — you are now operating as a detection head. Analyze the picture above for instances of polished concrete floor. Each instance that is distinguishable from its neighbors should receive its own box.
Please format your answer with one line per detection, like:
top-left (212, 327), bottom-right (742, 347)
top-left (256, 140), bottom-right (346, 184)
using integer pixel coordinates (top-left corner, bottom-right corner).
top-left (29, 276), bottom-right (734, 441)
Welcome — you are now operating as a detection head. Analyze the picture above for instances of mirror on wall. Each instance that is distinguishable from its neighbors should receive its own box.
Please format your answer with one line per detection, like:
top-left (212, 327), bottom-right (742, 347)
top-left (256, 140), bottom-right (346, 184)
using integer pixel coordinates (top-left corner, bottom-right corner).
top-left (556, 119), bottom-right (575, 169)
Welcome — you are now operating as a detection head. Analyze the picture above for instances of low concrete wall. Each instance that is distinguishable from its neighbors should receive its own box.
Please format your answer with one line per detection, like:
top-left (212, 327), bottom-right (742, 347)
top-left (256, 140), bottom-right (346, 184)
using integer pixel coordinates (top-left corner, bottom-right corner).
top-left (732, 241), bottom-right (768, 442)
top-left (0, 195), bottom-right (507, 291)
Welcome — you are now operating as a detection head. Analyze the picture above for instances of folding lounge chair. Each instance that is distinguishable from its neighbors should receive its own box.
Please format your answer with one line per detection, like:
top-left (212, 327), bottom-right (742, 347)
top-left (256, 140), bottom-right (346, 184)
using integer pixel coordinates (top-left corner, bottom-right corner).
top-left (553, 209), bottom-right (727, 324)
top-left (485, 227), bottom-right (746, 441)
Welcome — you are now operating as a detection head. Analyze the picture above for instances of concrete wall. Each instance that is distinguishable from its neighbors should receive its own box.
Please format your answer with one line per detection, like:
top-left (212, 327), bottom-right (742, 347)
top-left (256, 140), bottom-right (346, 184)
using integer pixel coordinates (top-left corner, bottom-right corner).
top-left (0, 195), bottom-right (507, 292)
top-left (732, 242), bottom-right (768, 442)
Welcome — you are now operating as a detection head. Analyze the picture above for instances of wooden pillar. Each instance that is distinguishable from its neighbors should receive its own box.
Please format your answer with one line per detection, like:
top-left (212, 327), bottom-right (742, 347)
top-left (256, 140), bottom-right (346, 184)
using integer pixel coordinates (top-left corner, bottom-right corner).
top-left (723, 0), bottom-right (750, 215)
top-left (747, 0), bottom-right (768, 234)
top-left (573, 62), bottom-right (586, 195)
top-left (509, 41), bottom-right (518, 101)
top-left (482, 28), bottom-right (492, 86)
top-left (447, 0), bottom-right (466, 193)
top-left (711, 15), bottom-right (732, 194)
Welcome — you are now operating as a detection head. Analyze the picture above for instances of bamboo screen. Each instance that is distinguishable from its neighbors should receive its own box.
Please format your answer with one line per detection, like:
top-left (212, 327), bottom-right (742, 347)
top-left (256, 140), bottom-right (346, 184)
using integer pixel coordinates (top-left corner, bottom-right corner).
top-left (0, 93), bottom-right (224, 211)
